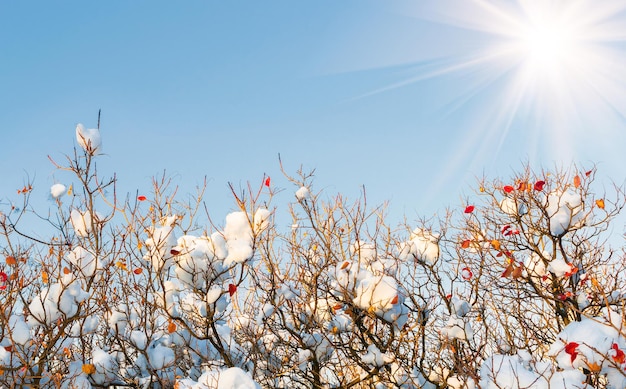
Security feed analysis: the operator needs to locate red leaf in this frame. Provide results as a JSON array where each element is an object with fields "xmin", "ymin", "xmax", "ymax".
[
  {"xmin": 464, "ymin": 205, "xmax": 475, "ymax": 214},
  {"xmin": 340, "ymin": 261, "xmax": 351, "ymax": 270},
  {"xmin": 0, "ymin": 271, "xmax": 6, "ymax": 290},
  {"xmin": 461, "ymin": 267, "xmax": 473, "ymax": 281},
  {"xmin": 585, "ymin": 170, "xmax": 592, "ymax": 177},
  {"xmin": 564, "ymin": 342, "xmax": 579, "ymax": 363},
  {"xmin": 264, "ymin": 177, "xmax": 271, "ymax": 187},
  {"xmin": 137, "ymin": 195, "xmax": 147, "ymax": 201},
  {"xmin": 534, "ymin": 180, "xmax": 546, "ymax": 191},
  {"xmin": 228, "ymin": 283, "xmax": 237, "ymax": 297},
  {"xmin": 391, "ymin": 295, "xmax": 399, "ymax": 305},
  {"xmin": 612, "ymin": 343, "xmax": 626, "ymax": 364},
  {"xmin": 564, "ymin": 265, "xmax": 578, "ymax": 277},
  {"xmin": 170, "ymin": 249, "xmax": 181, "ymax": 256},
  {"xmin": 503, "ymin": 185, "xmax": 514, "ymax": 193},
  {"xmin": 558, "ymin": 292, "xmax": 573, "ymax": 301}
]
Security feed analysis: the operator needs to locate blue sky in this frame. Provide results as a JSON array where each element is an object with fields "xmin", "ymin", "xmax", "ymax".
[{"xmin": 3, "ymin": 1, "xmax": 626, "ymax": 229}]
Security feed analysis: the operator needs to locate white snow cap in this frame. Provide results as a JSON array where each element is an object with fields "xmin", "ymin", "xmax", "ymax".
[
  {"xmin": 76, "ymin": 123, "xmax": 102, "ymax": 155},
  {"xmin": 70, "ymin": 209, "xmax": 92, "ymax": 237},
  {"xmin": 546, "ymin": 189, "xmax": 585, "ymax": 236},
  {"xmin": 399, "ymin": 228, "xmax": 439, "ymax": 264},
  {"xmin": 295, "ymin": 186, "xmax": 311, "ymax": 201},
  {"xmin": 50, "ymin": 183, "xmax": 66, "ymax": 198},
  {"xmin": 217, "ymin": 367, "xmax": 261, "ymax": 389}
]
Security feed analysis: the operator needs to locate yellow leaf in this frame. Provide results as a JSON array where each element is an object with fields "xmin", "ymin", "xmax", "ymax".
[
  {"xmin": 596, "ymin": 199, "xmax": 605, "ymax": 209},
  {"xmin": 137, "ymin": 242, "xmax": 143, "ymax": 250},
  {"xmin": 491, "ymin": 239, "xmax": 501, "ymax": 251},
  {"xmin": 116, "ymin": 261, "xmax": 128, "ymax": 271},
  {"xmin": 41, "ymin": 271, "xmax": 49, "ymax": 284},
  {"xmin": 82, "ymin": 364, "xmax": 96, "ymax": 375},
  {"xmin": 67, "ymin": 184, "xmax": 73, "ymax": 196}
]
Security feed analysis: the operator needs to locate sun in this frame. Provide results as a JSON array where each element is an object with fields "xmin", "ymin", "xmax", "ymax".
[
  {"xmin": 398, "ymin": 1, "xmax": 626, "ymax": 164},
  {"xmin": 520, "ymin": 20, "xmax": 575, "ymax": 74}
]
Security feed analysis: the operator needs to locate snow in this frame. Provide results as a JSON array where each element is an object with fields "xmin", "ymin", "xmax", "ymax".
[
  {"xmin": 179, "ymin": 367, "xmax": 261, "ymax": 389},
  {"xmin": 8, "ymin": 315, "xmax": 30, "ymax": 345},
  {"xmin": 223, "ymin": 211, "xmax": 254, "ymax": 266},
  {"xmin": 253, "ymin": 208, "xmax": 271, "ymax": 233},
  {"xmin": 399, "ymin": 228, "xmax": 439, "ymax": 264},
  {"xmin": 75, "ymin": 123, "xmax": 102, "ymax": 155},
  {"xmin": 353, "ymin": 274, "xmax": 399, "ymax": 315},
  {"xmin": 50, "ymin": 183, "xmax": 66, "ymax": 198},
  {"xmin": 68, "ymin": 246, "xmax": 99, "ymax": 277},
  {"xmin": 440, "ymin": 315, "xmax": 472, "ymax": 341},
  {"xmin": 545, "ymin": 189, "xmax": 585, "ymax": 236},
  {"xmin": 91, "ymin": 347, "xmax": 118, "ymax": 386},
  {"xmin": 362, "ymin": 344, "xmax": 393, "ymax": 367},
  {"xmin": 27, "ymin": 277, "xmax": 90, "ymax": 326},
  {"xmin": 71, "ymin": 209, "xmax": 92, "ymax": 237},
  {"xmin": 148, "ymin": 342, "xmax": 175, "ymax": 370},
  {"xmin": 144, "ymin": 215, "xmax": 178, "ymax": 273},
  {"xmin": 295, "ymin": 186, "xmax": 311, "ymax": 201},
  {"xmin": 216, "ymin": 367, "xmax": 261, "ymax": 389},
  {"xmin": 500, "ymin": 197, "xmax": 527, "ymax": 216},
  {"xmin": 546, "ymin": 257, "xmax": 575, "ymax": 277}
]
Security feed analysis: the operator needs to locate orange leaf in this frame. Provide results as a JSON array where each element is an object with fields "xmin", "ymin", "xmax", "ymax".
[
  {"xmin": 167, "ymin": 321, "xmax": 177, "ymax": 334},
  {"xmin": 340, "ymin": 261, "xmax": 350, "ymax": 270},
  {"xmin": 573, "ymin": 175, "xmax": 581, "ymax": 188},
  {"xmin": 63, "ymin": 267, "xmax": 71, "ymax": 275},
  {"xmin": 596, "ymin": 199, "xmax": 605, "ymax": 209},
  {"xmin": 586, "ymin": 361, "xmax": 601, "ymax": 372},
  {"xmin": 82, "ymin": 364, "xmax": 96, "ymax": 375},
  {"xmin": 461, "ymin": 240, "xmax": 471, "ymax": 249},
  {"xmin": 41, "ymin": 271, "xmax": 49, "ymax": 284},
  {"xmin": 133, "ymin": 268, "xmax": 143, "ymax": 275},
  {"xmin": 391, "ymin": 295, "xmax": 399, "ymax": 305},
  {"xmin": 501, "ymin": 263, "xmax": 513, "ymax": 278},
  {"xmin": 5, "ymin": 256, "xmax": 16, "ymax": 266},
  {"xmin": 491, "ymin": 239, "xmax": 501, "ymax": 251}
]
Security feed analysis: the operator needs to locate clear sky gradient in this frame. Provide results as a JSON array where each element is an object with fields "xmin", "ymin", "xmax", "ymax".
[{"xmin": 3, "ymin": 1, "xmax": 626, "ymax": 229}]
